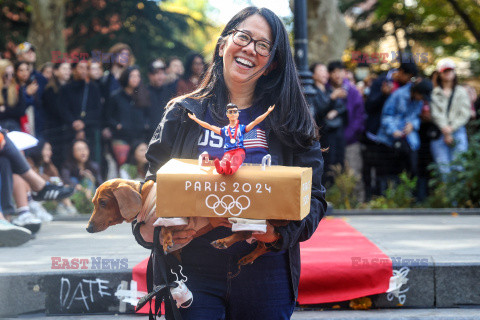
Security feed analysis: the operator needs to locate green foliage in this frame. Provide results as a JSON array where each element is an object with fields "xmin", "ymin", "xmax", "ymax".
[
  {"xmin": 70, "ymin": 186, "xmax": 94, "ymax": 214},
  {"xmin": 428, "ymin": 124, "xmax": 480, "ymax": 208},
  {"xmin": 326, "ymin": 165, "xmax": 359, "ymax": 209},
  {"xmin": 0, "ymin": 0, "xmax": 30, "ymax": 53},
  {"xmin": 367, "ymin": 172, "xmax": 417, "ymax": 209},
  {"xmin": 42, "ymin": 200, "xmax": 58, "ymax": 213}
]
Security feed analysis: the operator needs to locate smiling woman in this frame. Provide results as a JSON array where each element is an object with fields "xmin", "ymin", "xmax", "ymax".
[{"xmin": 145, "ymin": 6, "xmax": 327, "ymax": 320}]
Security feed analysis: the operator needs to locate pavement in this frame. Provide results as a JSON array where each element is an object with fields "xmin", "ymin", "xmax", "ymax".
[{"xmin": 0, "ymin": 213, "xmax": 479, "ymax": 317}]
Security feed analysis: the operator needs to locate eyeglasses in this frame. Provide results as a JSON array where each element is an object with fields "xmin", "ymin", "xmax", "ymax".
[
  {"xmin": 226, "ymin": 110, "xmax": 239, "ymax": 115},
  {"xmin": 230, "ymin": 29, "xmax": 272, "ymax": 57}
]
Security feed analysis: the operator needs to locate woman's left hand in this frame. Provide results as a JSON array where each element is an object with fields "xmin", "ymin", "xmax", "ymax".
[{"xmin": 253, "ymin": 221, "xmax": 280, "ymax": 243}]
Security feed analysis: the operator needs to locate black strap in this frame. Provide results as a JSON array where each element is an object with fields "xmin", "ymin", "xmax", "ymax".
[
  {"xmin": 138, "ymin": 226, "xmax": 183, "ymax": 320},
  {"xmin": 446, "ymin": 86, "xmax": 456, "ymax": 118}
]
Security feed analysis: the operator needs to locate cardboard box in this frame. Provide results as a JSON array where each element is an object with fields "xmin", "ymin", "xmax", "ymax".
[{"xmin": 156, "ymin": 158, "xmax": 312, "ymax": 220}]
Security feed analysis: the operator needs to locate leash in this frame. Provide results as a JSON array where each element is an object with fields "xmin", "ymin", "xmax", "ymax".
[{"xmin": 137, "ymin": 226, "xmax": 183, "ymax": 320}]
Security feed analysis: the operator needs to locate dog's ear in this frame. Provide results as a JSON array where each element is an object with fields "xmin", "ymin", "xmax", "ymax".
[{"xmin": 113, "ymin": 183, "xmax": 142, "ymax": 222}]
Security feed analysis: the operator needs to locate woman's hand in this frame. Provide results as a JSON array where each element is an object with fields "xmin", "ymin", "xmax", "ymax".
[
  {"xmin": 26, "ymin": 81, "xmax": 39, "ymax": 96},
  {"xmin": 253, "ymin": 221, "xmax": 281, "ymax": 243},
  {"xmin": 444, "ymin": 133, "xmax": 454, "ymax": 146},
  {"xmin": 393, "ymin": 130, "xmax": 404, "ymax": 138},
  {"xmin": 188, "ymin": 113, "xmax": 197, "ymax": 120},
  {"xmin": 403, "ymin": 122, "xmax": 413, "ymax": 135},
  {"xmin": 326, "ymin": 109, "xmax": 338, "ymax": 120},
  {"xmin": 72, "ymin": 120, "xmax": 85, "ymax": 131},
  {"xmin": 75, "ymin": 130, "xmax": 85, "ymax": 140}
]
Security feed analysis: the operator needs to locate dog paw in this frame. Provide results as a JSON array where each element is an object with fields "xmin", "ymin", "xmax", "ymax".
[
  {"xmin": 211, "ymin": 240, "xmax": 228, "ymax": 249},
  {"xmin": 237, "ymin": 256, "xmax": 255, "ymax": 266}
]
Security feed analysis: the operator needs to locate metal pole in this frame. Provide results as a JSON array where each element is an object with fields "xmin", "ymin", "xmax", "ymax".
[{"xmin": 294, "ymin": 0, "xmax": 316, "ymax": 97}]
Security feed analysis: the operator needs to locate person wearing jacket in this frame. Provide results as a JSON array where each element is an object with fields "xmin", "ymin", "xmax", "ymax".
[
  {"xmin": 59, "ymin": 60, "xmax": 103, "ymax": 164},
  {"xmin": 310, "ymin": 62, "xmax": 347, "ymax": 186},
  {"xmin": 0, "ymin": 59, "xmax": 28, "ymax": 132},
  {"xmin": 375, "ymin": 80, "xmax": 432, "ymax": 183},
  {"xmin": 144, "ymin": 7, "xmax": 326, "ymax": 319},
  {"xmin": 430, "ymin": 59, "xmax": 471, "ymax": 177}
]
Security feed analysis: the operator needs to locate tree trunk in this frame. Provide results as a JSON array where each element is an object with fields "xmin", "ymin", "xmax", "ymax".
[
  {"xmin": 446, "ymin": 0, "xmax": 480, "ymax": 44},
  {"xmin": 27, "ymin": 0, "xmax": 66, "ymax": 66},
  {"xmin": 298, "ymin": 0, "xmax": 350, "ymax": 64}
]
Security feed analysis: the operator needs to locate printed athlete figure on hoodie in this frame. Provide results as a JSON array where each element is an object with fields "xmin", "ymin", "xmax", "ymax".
[{"xmin": 188, "ymin": 103, "xmax": 274, "ymax": 174}]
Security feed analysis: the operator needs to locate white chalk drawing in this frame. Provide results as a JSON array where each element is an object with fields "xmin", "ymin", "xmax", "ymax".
[
  {"xmin": 205, "ymin": 194, "xmax": 251, "ymax": 216},
  {"xmin": 59, "ymin": 277, "xmax": 111, "ymax": 311},
  {"xmin": 387, "ymin": 267, "xmax": 410, "ymax": 305},
  {"xmin": 115, "ymin": 280, "xmax": 147, "ymax": 307}
]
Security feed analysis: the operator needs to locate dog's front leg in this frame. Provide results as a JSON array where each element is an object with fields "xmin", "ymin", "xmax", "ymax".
[
  {"xmin": 160, "ymin": 226, "xmax": 174, "ymax": 253},
  {"xmin": 237, "ymin": 241, "xmax": 269, "ymax": 265},
  {"xmin": 211, "ymin": 231, "xmax": 252, "ymax": 249}
]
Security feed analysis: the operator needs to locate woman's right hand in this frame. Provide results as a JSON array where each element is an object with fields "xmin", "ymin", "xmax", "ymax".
[{"xmin": 26, "ymin": 81, "xmax": 39, "ymax": 96}]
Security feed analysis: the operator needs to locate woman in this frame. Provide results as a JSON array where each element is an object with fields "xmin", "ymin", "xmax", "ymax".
[
  {"xmin": 0, "ymin": 59, "xmax": 28, "ymax": 132},
  {"xmin": 42, "ymin": 62, "xmax": 72, "ymax": 167},
  {"xmin": 119, "ymin": 141, "xmax": 148, "ymax": 181},
  {"xmin": 430, "ymin": 59, "xmax": 471, "ymax": 177},
  {"xmin": 144, "ymin": 7, "xmax": 326, "ymax": 319},
  {"xmin": 26, "ymin": 140, "xmax": 78, "ymax": 216},
  {"xmin": 176, "ymin": 52, "xmax": 205, "ymax": 96},
  {"xmin": 106, "ymin": 65, "xmax": 150, "ymax": 165},
  {"xmin": 61, "ymin": 139, "xmax": 102, "ymax": 199},
  {"xmin": 309, "ymin": 62, "xmax": 347, "ymax": 186}
]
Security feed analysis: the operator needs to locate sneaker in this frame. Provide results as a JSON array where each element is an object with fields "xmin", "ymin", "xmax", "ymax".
[
  {"xmin": 0, "ymin": 220, "xmax": 32, "ymax": 247},
  {"xmin": 11, "ymin": 212, "xmax": 42, "ymax": 234},
  {"xmin": 29, "ymin": 200, "xmax": 53, "ymax": 222},
  {"xmin": 32, "ymin": 183, "xmax": 75, "ymax": 201}
]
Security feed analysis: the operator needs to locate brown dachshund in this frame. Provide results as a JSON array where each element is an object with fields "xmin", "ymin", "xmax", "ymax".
[{"xmin": 87, "ymin": 178, "xmax": 286, "ymax": 266}]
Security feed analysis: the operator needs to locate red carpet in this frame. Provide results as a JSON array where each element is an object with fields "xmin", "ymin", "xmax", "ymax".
[
  {"xmin": 133, "ymin": 217, "xmax": 393, "ymax": 310},
  {"xmin": 297, "ymin": 217, "xmax": 392, "ymax": 304}
]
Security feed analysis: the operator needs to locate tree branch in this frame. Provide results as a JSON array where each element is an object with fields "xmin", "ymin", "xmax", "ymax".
[{"xmin": 445, "ymin": 0, "xmax": 480, "ymax": 43}]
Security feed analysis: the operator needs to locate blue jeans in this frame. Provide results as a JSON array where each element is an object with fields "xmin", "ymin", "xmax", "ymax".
[
  {"xmin": 178, "ymin": 229, "xmax": 295, "ymax": 320},
  {"xmin": 430, "ymin": 126, "xmax": 468, "ymax": 177}
]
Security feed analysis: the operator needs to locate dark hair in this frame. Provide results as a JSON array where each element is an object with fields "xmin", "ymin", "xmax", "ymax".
[
  {"xmin": 309, "ymin": 62, "xmax": 325, "ymax": 74},
  {"xmin": 14, "ymin": 60, "xmax": 29, "ymax": 73},
  {"xmin": 25, "ymin": 140, "xmax": 48, "ymax": 167},
  {"xmin": 226, "ymin": 103, "xmax": 239, "ymax": 110},
  {"xmin": 327, "ymin": 61, "xmax": 345, "ymax": 73},
  {"xmin": 176, "ymin": 6, "xmax": 316, "ymax": 148},
  {"xmin": 183, "ymin": 52, "xmax": 205, "ymax": 80},
  {"xmin": 398, "ymin": 62, "xmax": 418, "ymax": 77},
  {"xmin": 46, "ymin": 62, "xmax": 71, "ymax": 92},
  {"xmin": 119, "ymin": 65, "xmax": 140, "ymax": 88},
  {"xmin": 411, "ymin": 79, "xmax": 432, "ymax": 100}
]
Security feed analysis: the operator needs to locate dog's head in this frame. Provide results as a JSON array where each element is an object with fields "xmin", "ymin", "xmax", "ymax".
[{"xmin": 86, "ymin": 179, "xmax": 152, "ymax": 233}]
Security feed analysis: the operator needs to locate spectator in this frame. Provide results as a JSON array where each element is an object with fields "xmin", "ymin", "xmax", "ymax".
[
  {"xmin": 310, "ymin": 62, "xmax": 347, "ymax": 186},
  {"xmin": 25, "ymin": 140, "xmax": 78, "ymax": 216},
  {"xmin": 119, "ymin": 141, "xmax": 148, "ymax": 181},
  {"xmin": 106, "ymin": 66, "xmax": 150, "ymax": 166},
  {"xmin": 16, "ymin": 42, "xmax": 48, "ymax": 138},
  {"xmin": 42, "ymin": 62, "xmax": 72, "ymax": 167},
  {"xmin": 40, "ymin": 62, "xmax": 54, "ymax": 81},
  {"xmin": 59, "ymin": 60, "xmax": 103, "ymax": 164},
  {"xmin": 176, "ymin": 52, "xmax": 205, "ymax": 96},
  {"xmin": 165, "ymin": 56, "xmax": 184, "ymax": 85},
  {"xmin": 430, "ymin": 59, "xmax": 471, "ymax": 178},
  {"xmin": 327, "ymin": 60, "xmax": 365, "ymax": 200},
  {"xmin": 375, "ymin": 80, "xmax": 432, "ymax": 186},
  {"xmin": 0, "ymin": 59, "xmax": 28, "ymax": 132},
  {"xmin": 89, "ymin": 60, "xmax": 104, "ymax": 86},
  {"xmin": 61, "ymin": 139, "xmax": 102, "ymax": 199},
  {"xmin": 147, "ymin": 60, "xmax": 176, "ymax": 138},
  {"xmin": 362, "ymin": 63, "xmax": 418, "ymax": 200},
  {"xmin": 0, "ymin": 130, "xmax": 74, "ymax": 232}
]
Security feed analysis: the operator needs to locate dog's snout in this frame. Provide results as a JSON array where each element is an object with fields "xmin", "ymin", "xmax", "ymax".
[{"xmin": 86, "ymin": 224, "xmax": 95, "ymax": 233}]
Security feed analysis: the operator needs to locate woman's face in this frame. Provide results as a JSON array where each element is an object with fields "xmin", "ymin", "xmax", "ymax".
[
  {"xmin": 73, "ymin": 141, "xmax": 90, "ymax": 164},
  {"xmin": 128, "ymin": 69, "xmax": 141, "ymax": 89},
  {"xmin": 192, "ymin": 56, "xmax": 204, "ymax": 77},
  {"xmin": 2, "ymin": 65, "xmax": 14, "ymax": 86},
  {"xmin": 42, "ymin": 66, "xmax": 53, "ymax": 80},
  {"xmin": 16, "ymin": 63, "xmax": 30, "ymax": 83},
  {"xmin": 312, "ymin": 64, "xmax": 328, "ymax": 85},
  {"xmin": 56, "ymin": 63, "xmax": 72, "ymax": 82},
  {"xmin": 89, "ymin": 62, "xmax": 103, "ymax": 80},
  {"xmin": 42, "ymin": 142, "xmax": 52, "ymax": 163},
  {"xmin": 134, "ymin": 143, "xmax": 148, "ymax": 164},
  {"xmin": 440, "ymin": 69, "xmax": 455, "ymax": 82},
  {"xmin": 219, "ymin": 14, "xmax": 272, "ymax": 87}
]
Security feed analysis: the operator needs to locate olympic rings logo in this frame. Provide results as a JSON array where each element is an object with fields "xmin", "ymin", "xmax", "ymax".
[{"xmin": 205, "ymin": 194, "xmax": 251, "ymax": 216}]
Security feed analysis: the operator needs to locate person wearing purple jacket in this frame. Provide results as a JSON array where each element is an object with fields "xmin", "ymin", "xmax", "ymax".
[{"xmin": 327, "ymin": 61, "xmax": 365, "ymax": 201}]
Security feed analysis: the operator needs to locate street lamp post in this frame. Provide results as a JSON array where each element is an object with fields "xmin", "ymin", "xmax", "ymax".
[{"xmin": 293, "ymin": 0, "xmax": 316, "ymax": 98}]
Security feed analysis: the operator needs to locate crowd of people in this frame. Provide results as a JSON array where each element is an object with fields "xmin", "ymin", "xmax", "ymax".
[
  {"xmin": 0, "ymin": 41, "xmax": 206, "ymax": 247},
  {"xmin": 1, "ymin": 38, "xmax": 478, "ymax": 248},
  {"xmin": 310, "ymin": 58, "xmax": 479, "ymax": 202}
]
